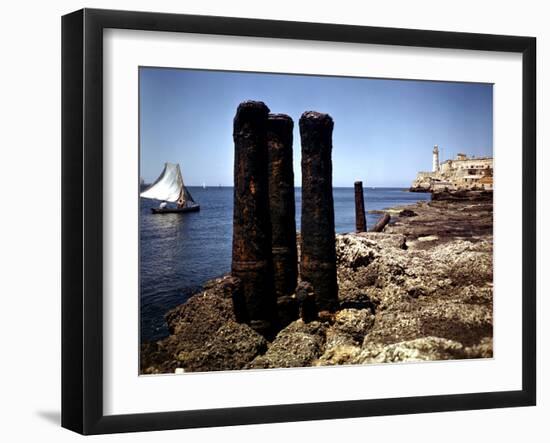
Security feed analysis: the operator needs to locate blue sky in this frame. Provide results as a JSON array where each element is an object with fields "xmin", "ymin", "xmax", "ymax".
[{"xmin": 139, "ymin": 68, "xmax": 493, "ymax": 187}]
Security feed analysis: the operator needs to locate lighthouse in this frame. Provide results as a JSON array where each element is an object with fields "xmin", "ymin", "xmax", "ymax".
[{"xmin": 432, "ymin": 145, "xmax": 440, "ymax": 172}]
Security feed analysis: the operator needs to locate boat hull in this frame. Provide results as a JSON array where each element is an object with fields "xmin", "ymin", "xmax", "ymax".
[{"xmin": 151, "ymin": 205, "xmax": 200, "ymax": 214}]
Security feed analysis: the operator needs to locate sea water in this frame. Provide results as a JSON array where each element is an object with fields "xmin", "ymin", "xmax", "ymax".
[{"xmin": 140, "ymin": 187, "xmax": 430, "ymax": 342}]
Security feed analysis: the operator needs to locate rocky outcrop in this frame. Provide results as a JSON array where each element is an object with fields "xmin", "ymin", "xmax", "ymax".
[
  {"xmin": 385, "ymin": 199, "xmax": 493, "ymax": 244},
  {"xmin": 356, "ymin": 337, "xmax": 468, "ymax": 363},
  {"xmin": 248, "ymin": 320, "xmax": 327, "ymax": 369},
  {"xmin": 431, "ymin": 190, "xmax": 493, "ymax": 202},
  {"xmin": 140, "ymin": 341, "xmax": 178, "ymax": 375},
  {"xmin": 141, "ymin": 277, "xmax": 269, "ymax": 374},
  {"xmin": 141, "ymin": 198, "xmax": 493, "ymax": 374},
  {"xmin": 164, "ymin": 286, "xmax": 235, "ymax": 349},
  {"xmin": 179, "ymin": 321, "xmax": 268, "ymax": 372}
]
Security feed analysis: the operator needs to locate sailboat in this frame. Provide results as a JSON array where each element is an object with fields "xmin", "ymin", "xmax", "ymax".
[{"xmin": 140, "ymin": 162, "xmax": 200, "ymax": 214}]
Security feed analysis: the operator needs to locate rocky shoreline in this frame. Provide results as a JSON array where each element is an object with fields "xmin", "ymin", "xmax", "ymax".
[{"xmin": 141, "ymin": 194, "xmax": 493, "ymax": 374}]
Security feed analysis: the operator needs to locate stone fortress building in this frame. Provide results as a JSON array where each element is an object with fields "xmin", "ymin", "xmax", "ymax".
[{"xmin": 411, "ymin": 145, "xmax": 493, "ymax": 192}]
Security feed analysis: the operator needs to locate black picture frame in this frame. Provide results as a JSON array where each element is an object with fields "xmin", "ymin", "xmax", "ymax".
[{"xmin": 61, "ymin": 8, "xmax": 536, "ymax": 435}]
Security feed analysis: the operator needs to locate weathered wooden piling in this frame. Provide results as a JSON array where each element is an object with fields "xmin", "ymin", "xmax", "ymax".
[
  {"xmin": 371, "ymin": 213, "xmax": 391, "ymax": 232},
  {"xmin": 267, "ymin": 113, "xmax": 299, "ymax": 326},
  {"xmin": 299, "ymin": 111, "xmax": 339, "ymax": 312},
  {"xmin": 231, "ymin": 101, "xmax": 277, "ymax": 336},
  {"xmin": 267, "ymin": 114, "xmax": 298, "ymax": 297},
  {"xmin": 354, "ymin": 180, "xmax": 366, "ymax": 232}
]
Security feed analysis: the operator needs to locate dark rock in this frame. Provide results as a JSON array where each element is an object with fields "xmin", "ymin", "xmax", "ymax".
[
  {"xmin": 432, "ymin": 190, "xmax": 493, "ymax": 202},
  {"xmin": 276, "ymin": 295, "xmax": 299, "ymax": 329},
  {"xmin": 339, "ymin": 294, "xmax": 379, "ymax": 314},
  {"xmin": 140, "ymin": 341, "xmax": 178, "ymax": 375},
  {"xmin": 399, "ymin": 209, "xmax": 417, "ymax": 217},
  {"xmin": 409, "ymin": 186, "xmax": 431, "ymax": 193},
  {"xmin": 318, "ymin": 310, "xmax": 336, "ymax": 324}
]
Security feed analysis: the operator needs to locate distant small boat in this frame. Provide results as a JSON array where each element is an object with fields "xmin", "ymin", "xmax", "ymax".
[
  {"xmin": 140, "ymin": 162, "xmax": 200, "ymax": 214},
  {"xmin": 202, "ymin": 182, "xmax": 206, "ymax": 189}
]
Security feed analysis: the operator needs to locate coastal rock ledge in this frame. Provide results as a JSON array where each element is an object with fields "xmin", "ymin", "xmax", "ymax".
[{"xmin": 141, "ymin": 198, "xmax": 493, "ymax": 374}]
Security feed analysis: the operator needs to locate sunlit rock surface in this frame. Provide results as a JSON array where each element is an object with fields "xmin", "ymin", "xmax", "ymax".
[{"xmin": 141, "ymin": 198, "xmax": 493, "ymax": 374}]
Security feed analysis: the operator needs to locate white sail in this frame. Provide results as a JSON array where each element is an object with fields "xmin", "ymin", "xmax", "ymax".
[{"xmin": 140, "ymin": 163, "xmax": 185, "ymax": 203}]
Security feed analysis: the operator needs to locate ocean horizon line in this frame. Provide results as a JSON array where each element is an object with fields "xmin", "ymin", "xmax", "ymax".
[{"xmin": 172, "ymin": 185, "xmax": 413, "ymax": 189}]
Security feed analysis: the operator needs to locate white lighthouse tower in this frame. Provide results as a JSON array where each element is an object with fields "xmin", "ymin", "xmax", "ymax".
[{"xmin": 432, "ymin": 145, "xmax": 440, "ymax": 173}]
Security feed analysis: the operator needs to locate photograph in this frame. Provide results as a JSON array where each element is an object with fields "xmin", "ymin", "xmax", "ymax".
[{"xmin": 138, "ymin": 67, "xmax": 494, "ymax": 375}]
